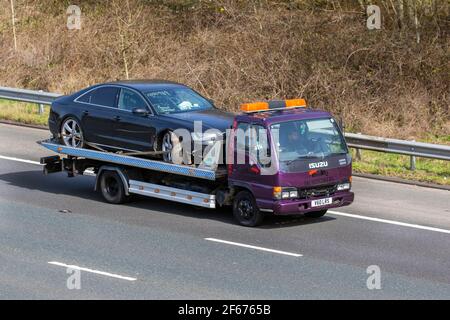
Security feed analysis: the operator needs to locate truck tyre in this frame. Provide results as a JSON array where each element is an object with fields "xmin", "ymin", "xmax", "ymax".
[
  {"xmin": 233, "ymin": 191, "xmax": 264, "ymax": 227},
  {"xmin": 304, "ymin": 209, "xmax": 327, "ymax": 218},
  {"xmin": 99, "ymin": 171, "xmax": 128, "ymax": 204}
]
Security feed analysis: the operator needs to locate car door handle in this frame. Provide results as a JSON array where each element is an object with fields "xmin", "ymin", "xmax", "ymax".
[
  {"xmin": 83, "ymin": 110, "xmax": 89, "ymax": 116},
  {"xmin": 114, "ymin": 116, "xmax": 121, "ymax": 121}
]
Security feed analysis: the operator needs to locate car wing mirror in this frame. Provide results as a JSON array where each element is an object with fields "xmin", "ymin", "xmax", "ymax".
[{"xmin": 132, "ymin": 108, "xmax": 149, "ymax": 116}]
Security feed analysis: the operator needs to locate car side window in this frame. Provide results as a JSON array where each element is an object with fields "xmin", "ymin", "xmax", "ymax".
[
  {"xmin": 118, "ymin": 88, "xmax": 146, "ymax": 112},
  {"xmin": 77, "ymin": 91, "xmax": 92, "ymax": 103},
  {"xmin": 89, "ymin": 87, "xmax": 119, "ymax": 108}
]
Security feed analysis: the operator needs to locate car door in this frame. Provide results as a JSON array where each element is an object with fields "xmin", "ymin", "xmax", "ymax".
[
  {"xmin": 76, "ymin": 86, "xmax": 120, "ymax": 147},
  {"xmin": 114, "ymin": 87, "xmax": 156, "ymax": 151}
]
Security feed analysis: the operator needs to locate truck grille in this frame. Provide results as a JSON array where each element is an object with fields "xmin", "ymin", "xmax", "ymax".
[{"xmin": 298, "ymin": 184, "xmax": 337, "ymax": 199}]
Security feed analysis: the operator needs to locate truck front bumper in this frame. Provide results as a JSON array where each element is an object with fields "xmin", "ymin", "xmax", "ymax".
[{"xmin": 257, "ymin": 191, "xmax": 354, "ymax": 215}]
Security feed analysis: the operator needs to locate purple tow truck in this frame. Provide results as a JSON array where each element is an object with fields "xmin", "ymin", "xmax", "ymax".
[
  {"xmin": 225, "ymin": 99, "xmax": 354, "ymax": 226},
  {"xmin": 40, "ymin": 98, "xmax": 354, "ymax": 227}
]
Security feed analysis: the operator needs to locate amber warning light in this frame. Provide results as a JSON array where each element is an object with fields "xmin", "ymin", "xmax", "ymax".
[{"xmin": 240, "ymin": 99, "xmax": 306, "ymax": 113}]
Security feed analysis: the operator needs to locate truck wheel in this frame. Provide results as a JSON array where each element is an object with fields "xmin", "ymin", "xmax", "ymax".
[
  {"xmin": 304, "ymin": 209, "xmax": 327, "ymax": 218},
  {"xmin": 99, "ymin": 171, "xmax": 128, "ymax": 204},
  {"xmin": 233, "ymin": 191, "xmax": 264, "ymax": 227}
]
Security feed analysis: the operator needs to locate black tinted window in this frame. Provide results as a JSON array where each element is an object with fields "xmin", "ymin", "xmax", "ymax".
[
  {"xmin": 118, "ymin": 88, "xmax": 146, "ymax": 111},
  {"xmin": 77, "ymin": 91, "xmax": 91, "ymax": 103},
  {"xmin": 89, "ymin": 87, "xmax": 119, "ymax": 107}
]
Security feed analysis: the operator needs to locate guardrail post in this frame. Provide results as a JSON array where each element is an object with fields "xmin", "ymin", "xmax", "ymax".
[
  {"xmin": 355, "ymin": 148, "xmax": 362, "ymax": 160},
  {"xmin": 410, "ymin": 140, "xmax": 416, "ymax": 171},
  {"xmin": 354, "ymin": 132, "xmax": 362, "ymax": 160},
  {"xmin": 38, "ymin": 90, "xmax": 44, "ymax": 114}
]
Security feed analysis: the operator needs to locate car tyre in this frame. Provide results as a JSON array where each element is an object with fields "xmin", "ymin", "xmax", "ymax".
[{"xmin": 233, "ymin": 190, "xmax": 264, "ymax": 227}]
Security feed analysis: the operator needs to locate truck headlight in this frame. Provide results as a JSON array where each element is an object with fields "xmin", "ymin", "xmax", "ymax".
[
  {"xmin": 337, "ymin": 183, "xmax": 351, "ymax": 191},
  {"xmin": 289, "ymin": 190, "xmax": 298, "ymax": 198},
  {"xmin": 273, "ymin": 187, "xmax": 298, "ymax": 200}
]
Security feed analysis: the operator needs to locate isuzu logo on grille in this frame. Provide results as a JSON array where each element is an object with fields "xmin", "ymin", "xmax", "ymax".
[{"xmin": 309, "ymin": 161, "xmax": 328, "ymax": 169}]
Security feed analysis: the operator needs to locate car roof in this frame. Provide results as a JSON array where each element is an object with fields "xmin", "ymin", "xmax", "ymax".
[
  {"xmin": 235, "ymin": 108, "xmax": 332, "ymax": 125},
  {"xmin": 104, "ymin": 79, "xmax": 187, "ymax": 91}
]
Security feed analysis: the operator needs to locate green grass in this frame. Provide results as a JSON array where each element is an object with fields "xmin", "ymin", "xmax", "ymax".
[
  {"xmin": 351, "ymin": 148, "xmax": 450, "ymax": 185},
  {"xmin": 0, "ymin": 99, "xmax": 448, "ymax": 185},
  {"xmin": 0, "ymin": 99, "xmax": 49, "ymax": 126}
]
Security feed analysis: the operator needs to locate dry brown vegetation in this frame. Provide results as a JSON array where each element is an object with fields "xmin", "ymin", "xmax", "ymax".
[{"xmin": 0, "ymin": 0, "xmax": 448, "ymax": 139}]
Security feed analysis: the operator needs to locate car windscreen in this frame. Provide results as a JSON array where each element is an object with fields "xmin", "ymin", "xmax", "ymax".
[
  {"xmin": 144, "ymin": 87, "xmax": 213, "ymax": 114},
  {"xmin": 270, "ymin": 117, "xmax": 348, "ymax": 163}
]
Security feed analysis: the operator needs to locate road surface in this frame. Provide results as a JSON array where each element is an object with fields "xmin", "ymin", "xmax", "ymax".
[{"xmin": 0, "ymin": 123, "xmax": 449, "ymax": 299}]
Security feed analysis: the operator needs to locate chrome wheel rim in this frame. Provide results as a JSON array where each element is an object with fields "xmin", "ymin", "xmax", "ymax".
[
  {"xmin": 61, "ymin": 119, "xmax": 83, "ymax": 148},
  {"xmin": 162, "ymin": 132, "xmax": 173, "ymax": 162}
]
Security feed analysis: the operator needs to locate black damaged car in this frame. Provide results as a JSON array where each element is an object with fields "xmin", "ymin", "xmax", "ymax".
[{"xmin": 48, "ymin": 80, "xmax": 235, "ymax": 162}]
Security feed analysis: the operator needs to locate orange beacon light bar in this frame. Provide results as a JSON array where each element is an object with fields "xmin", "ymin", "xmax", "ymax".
[{"xmin": 240, "ymin": 99, "xmax": 306, "ymax": 113}]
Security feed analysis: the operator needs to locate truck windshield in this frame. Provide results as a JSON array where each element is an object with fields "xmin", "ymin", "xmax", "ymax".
[{"xmin": 270, "ymin": 118, "xmax": 347, "ymax": 163}]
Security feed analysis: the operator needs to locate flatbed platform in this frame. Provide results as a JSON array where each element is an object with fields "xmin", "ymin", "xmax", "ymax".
[{"xmin": 37, "ymin": 139, "xmax": 224, "ymax": 181}]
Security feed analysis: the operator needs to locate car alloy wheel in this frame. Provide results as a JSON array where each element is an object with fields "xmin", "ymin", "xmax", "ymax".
[
  {"xmin": 162, "ymin": 132, "xmax": 173, "ymax": 163},
  {"xmin": 61, "ymin": 118, "xmax": 84, "ymax": 148}
]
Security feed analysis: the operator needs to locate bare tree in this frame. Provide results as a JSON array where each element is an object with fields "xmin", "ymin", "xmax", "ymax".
[
  {"xmin": 357, "ymin": 0, "xmax": 367, "ymax": 11},
  {"xmin": 395, "ymin": 0, "xmax": 405, "ymax": 29},
  {"xmin": 10, "ymin": 0, "xmax": 17, "ymax": 51},
  {"xmin": 412, "ymin": 0, "xmax": 420, "ymax": 43},
  {"xmin": 111, "ymin": 0, "xmax": 145, "ymax": 80}
]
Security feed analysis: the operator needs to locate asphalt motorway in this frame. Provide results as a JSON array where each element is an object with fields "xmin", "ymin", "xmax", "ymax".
[{"xmin": 0, "ymin": 123, "xmax": 449, "ymax": 299}]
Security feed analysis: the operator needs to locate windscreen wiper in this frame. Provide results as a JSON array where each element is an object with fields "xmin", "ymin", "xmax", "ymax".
[{"xmin": 284, "ymin": 154, "xmax": 321, "ymax": 165}]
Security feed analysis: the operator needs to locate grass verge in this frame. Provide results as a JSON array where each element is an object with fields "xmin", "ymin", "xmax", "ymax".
[
  {"xmin": 0, "ymin": 100, "xmax": 448, "ymax": 185},
  {"xmin": 351, "ymin": 149, "xmax": 449, "ymax": 186},
  {"xmin": 0, "ymin": 99, "xmax": 49, "ymax": 126}
]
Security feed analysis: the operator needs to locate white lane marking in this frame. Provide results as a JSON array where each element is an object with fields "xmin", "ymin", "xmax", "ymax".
[
  {"xmin": 205, "ymin": 238, "xmax": 302, "ymax": 257},
  {"xmin": 328, "ymin": 210, "xmax": 450, "ymax": 235},
  {"xmin": 0, "ymin": 155, "xmax": 41, "ymax": 165},
  {"xmin": 48, "ymin": 261, "xmax": 137, "ymax": 281}
]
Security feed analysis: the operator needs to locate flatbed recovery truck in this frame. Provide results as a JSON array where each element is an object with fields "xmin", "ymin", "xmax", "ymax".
[{"xmin": 39, "ymin": 99, "xmax": 354, "ymax": 226}]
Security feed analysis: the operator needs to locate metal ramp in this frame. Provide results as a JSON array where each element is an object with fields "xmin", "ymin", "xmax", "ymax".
[{"xmin": 38, "ymin": 140, "xmax": 218, "ymax": 181}]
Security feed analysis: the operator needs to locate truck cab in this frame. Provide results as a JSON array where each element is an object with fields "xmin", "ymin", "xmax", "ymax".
[{"xmin": 227, "ymin": 99, "xmax": 354, "ymax": 226}]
